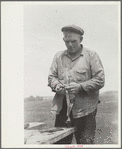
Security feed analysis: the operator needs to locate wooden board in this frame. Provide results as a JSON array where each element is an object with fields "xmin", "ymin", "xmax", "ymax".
[
  {"xmin": 25, "ymin": 127, "xmax": 76, "ymax": 144},
  {"xmin": 24, "ymin": 122, "xmax": 45, "ymax": 130}
]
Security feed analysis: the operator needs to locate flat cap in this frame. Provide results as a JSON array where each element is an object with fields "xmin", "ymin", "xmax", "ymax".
[{"xmin": 61, "ymin": 25, "xmax": 84, "ymax": 36}]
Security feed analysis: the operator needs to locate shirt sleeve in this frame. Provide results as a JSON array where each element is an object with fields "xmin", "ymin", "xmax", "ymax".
[
  {"xmin": 80, "ymin": 51, "xmax": 105, "ymax": 93},
  {"xmin": 48, "ymin": 53, "xmax": 60, "ymax": 91}
]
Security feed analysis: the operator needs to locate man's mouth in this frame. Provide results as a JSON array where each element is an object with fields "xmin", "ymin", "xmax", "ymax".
[
  {"xmin": 68, "ymin": 49, "xmax": 75, "ymax": 53},
  {"xmin": 68, "ymin": 47, "xmax": 74, "ymax": 50}
]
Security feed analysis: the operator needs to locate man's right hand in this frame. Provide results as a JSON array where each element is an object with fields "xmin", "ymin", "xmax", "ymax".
[{"xmin": 55, "ymin": 83, "xmax": 66, "ymax": 95}]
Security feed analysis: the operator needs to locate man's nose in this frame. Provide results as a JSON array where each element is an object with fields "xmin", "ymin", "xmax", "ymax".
[{"xmin": 68, "ymin": 42, "xmax": 72, "ymax": 46}]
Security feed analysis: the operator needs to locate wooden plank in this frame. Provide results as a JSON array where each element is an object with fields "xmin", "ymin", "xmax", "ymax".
[
  {"xmin": 25, "ymin": 129, "xmax": 37, "ymax": 144},
  {"xmin": 24, "ymin": 122, "xmax": 46, "ymax": 144},
  {"xmin": 25, "ymin": 127, "xmax": 76, "ymax": 144},
  {"xmin": 24, "ymin": 122, "xmax": 45, "ymax": 130}
]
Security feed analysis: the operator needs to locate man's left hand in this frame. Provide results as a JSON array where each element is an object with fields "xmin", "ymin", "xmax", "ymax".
[
  {"xmin": 55, "ymin": 83, "xmax": 66, "ymax": 95},
  {"xmin": 65, "ymin": 82, "xmax": 81, "ymax": 94}
]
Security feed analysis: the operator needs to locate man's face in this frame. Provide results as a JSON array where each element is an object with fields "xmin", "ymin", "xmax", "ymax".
[{"xmin": 63, "ymin": 31, "xmax": 82, "ymax": 54}]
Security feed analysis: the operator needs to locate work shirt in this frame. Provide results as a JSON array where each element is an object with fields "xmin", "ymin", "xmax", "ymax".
[{"xmin": 48, "ymin": 45, "xmax": 105, "ymax": 118}]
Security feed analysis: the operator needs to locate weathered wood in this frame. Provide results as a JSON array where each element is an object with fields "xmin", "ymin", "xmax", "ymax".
[
  {"xmin": 25, "ymin": 127, "xmax": 76, "ymax": 144},
  {"xmin": 24, "ymin": 122, "xmax": 45, "ymax": 130},
  {"xmin": 24, "ymin": 122, "xmax": 46, "ymax": 144}
]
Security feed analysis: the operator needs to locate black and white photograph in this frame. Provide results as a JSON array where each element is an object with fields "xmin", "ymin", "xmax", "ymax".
[{"xmin": 2, "ymin": 1, "xmax": 121, "ymax": 148}]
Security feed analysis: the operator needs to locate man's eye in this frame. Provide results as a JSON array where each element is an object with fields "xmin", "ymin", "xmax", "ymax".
[{"xmin": 64, "ymin": 41, "xmax": 75, "ymax": 44}]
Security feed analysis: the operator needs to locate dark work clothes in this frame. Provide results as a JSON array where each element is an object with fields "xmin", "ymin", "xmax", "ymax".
[{"xmin": 54, "ymin": 96, "xmax": 97, "ymax": 144}]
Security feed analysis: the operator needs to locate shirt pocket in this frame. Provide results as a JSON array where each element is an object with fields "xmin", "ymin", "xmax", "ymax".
[{"xmin": 75, "ymin": 68, "xmax": 87, "ymax": 81}]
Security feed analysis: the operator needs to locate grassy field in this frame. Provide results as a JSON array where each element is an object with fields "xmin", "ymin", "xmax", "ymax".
[
  {"xmin": 24, "ymin": 97, "xmax": 54, "ymax": 129},
  {"xmin": 24, "ymin": 91, "xmax": 118, "ymax": 144}
]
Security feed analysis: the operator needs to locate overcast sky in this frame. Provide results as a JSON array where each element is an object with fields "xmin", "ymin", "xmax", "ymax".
[{"xmin": 23, "ymin": 2, "xmax": 120, "ymax": 98}]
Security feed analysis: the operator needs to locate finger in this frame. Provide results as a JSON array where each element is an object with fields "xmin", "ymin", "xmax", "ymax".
[
  {"xmin": 65, "ymin": 86, "xmax": 74, "ymax": 89},
  {"xmin": 66, "ymin": 88, "xmax": 75, "ymax": 93},
  {"xmin": 68, "ymin": 89, "xmax": 75, "ymax": 93},
  {"xmin": 69, "ymin": 88, "xmax": 75, "ymax": 91},
  {"xmin": 69, "ymin": 82, "xmax": 76, "ymax": 85},
  {"xmin": 66, "ymin": 84, "xmax": 76, "ymax": 89},
  {"xmin": 69, "ymin": 91, "xmax": 75, "ymax": 94}
]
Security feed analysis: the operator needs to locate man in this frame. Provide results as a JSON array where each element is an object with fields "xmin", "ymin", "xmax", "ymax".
[{"xmin": 48, "ymin": 25, "xmax": 105, "ymax": 144}]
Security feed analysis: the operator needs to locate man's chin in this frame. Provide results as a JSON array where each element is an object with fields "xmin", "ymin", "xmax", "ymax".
[{"xmin": 68, "ymin": 50, "xmax": 76, "ymax": 54}]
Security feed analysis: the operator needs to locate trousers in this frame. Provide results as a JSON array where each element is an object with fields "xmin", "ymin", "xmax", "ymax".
[{"xmin": 54, "ymin": 96, "xmax": 97, "ymax": 144}]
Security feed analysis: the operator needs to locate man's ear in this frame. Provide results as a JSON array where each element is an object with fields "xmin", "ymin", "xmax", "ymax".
[{"xmin": 80, "ymin": 36, "xmax": 83, "ymax": 42}]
